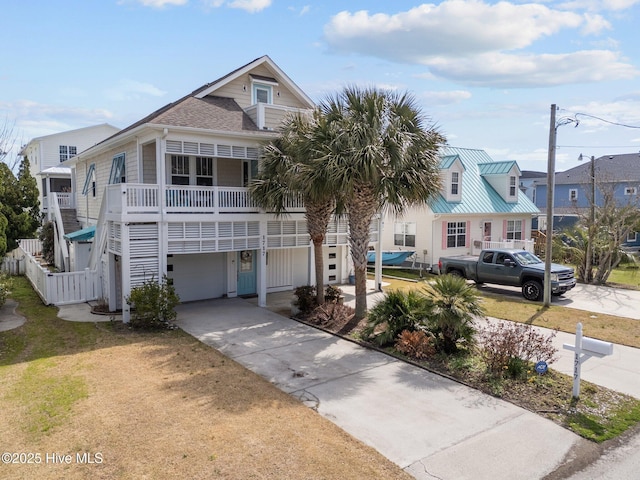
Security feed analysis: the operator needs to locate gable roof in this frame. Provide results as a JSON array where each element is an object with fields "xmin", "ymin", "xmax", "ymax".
[
  {"xmin": 70, "ymin": 56, "xmax": 312, "ymax": 163},
  {"xmin": 430, "ymin": 147, "xmax": 539, "ymax": 215},
  {"xmin": 537, "ymin": 153, "xmax": 640, "ymax": 185},
  {"xmin": 195, "ymin": 55, "xmax": 314, "ymax": 108},
  {"xmin": 440, "ymin": 154, "xmax": 463, "ymax": 170}
]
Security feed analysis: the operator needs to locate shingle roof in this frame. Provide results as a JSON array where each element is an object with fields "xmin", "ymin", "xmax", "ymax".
[
  {"xmin": 537, "ymin": 153, "xmax": 640, "ymax": 185},
  {"xmin": 430, "ymin": 147, "xmax": 539, "ymax": 215}
]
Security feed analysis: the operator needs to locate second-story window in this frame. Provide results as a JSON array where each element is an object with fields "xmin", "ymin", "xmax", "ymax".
[
  {"xmin": 569, "ymin": 189, "xmax": 578, "ymax": 201},
  {"xmin": 509, "ymin": 176, "xmax": 517, "ymax": 196},
  {"xmin": 451, "ymin": 172, "xmax": 459, "ymax": 195},
  {"xmin": 59, "ymin": 145, "xmax": 77, "ymax": 162},
  {"xmin": 171, "ymin": 155, "xmax": 190, "ymax": 185},
  {"xmin": 196, "ymin": 157, "xmax": 213, "ymax": 186},
  {"xmin": 109, "ymin": 153, "xmax": 126, "ymax": 184}
]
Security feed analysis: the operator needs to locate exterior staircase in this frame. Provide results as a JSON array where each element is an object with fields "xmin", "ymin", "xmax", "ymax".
[{"xmin": 60, "ymin": 209, "xmax": 82, "ymax": 236}]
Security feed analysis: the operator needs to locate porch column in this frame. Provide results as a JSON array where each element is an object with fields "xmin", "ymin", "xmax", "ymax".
[
  {"xmin": 308, "ymin": 239, "xmax": 316, "ymax": 286},
  {"xmin": 45, "ymin": 176, "xmax": 52, "ymax": 221},
  {"xmin": 375, "ymin": 215, "xmax": 383, "ymax": 291},
  {"xmin": 121, "ymin": 223, "xmax": 131, "ymax": 323},
  {"xmin": 258, "ymin": 220, "xmax": 267, "ymax": 307}
]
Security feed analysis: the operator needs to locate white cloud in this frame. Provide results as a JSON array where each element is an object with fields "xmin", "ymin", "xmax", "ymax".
[
  {"xmin": 227, "ymin": 0, "xmax": 271, "ymax": 13},
  {"xmin": 324, "ymin": 2, "xmax": 584, "ymax": 61},
  {"xmin": 558, "ymin": 0, "xmax": 640, "ymax": 12},
  {"xmin": 427, "ymin": 50, "xmax": 638, "ymax": 87},
  {"xmin": 103, "ymin": 80, "xmax": 167, "ymax": 101},
  {"xmin": 131, "ymin": 0, "xmax": 188, "ymax": 8},
  {"xmin": 420, "ymin": 90, "xmax": 472, "ymax": 106},
  {"xmin": 322, "ymin": 1, "xmax": 636, "ymax": 88}
]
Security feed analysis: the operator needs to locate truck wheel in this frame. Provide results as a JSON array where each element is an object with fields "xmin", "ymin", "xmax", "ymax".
[
  {"xmin": 448, "ymin": 269, "xmax": 464, "ymax": 279},
  {"xmin": 522, "ymin": 280, "xmax": 543, "ymax": 301}
]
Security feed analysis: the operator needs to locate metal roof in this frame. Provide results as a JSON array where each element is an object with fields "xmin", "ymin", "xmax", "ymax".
[
  {"xmin": 478, "ymin": 160, "xmax": 519, "ymax": 175},
  {"xmin": 64, "ymin": 225, "xmax": 95, "ymax": 242},
  {"xmin": 430, "ymin": 147, "xmax": 539, "ymax": 215}
]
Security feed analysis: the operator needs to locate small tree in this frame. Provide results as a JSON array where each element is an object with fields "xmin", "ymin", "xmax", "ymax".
[
  {"xmin": 39, "ymin": 221, "xmax": 55, "ymax": 265},
  {"xmin": 422, "ymin": 275, "xmax": 484, "ymax": 354},
  {"xmin": 126, "ymin": 276, "xmax": 180, "ymax": 330}
]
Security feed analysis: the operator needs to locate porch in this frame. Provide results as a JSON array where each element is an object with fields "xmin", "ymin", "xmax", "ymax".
[{"xmin": 105, "ymin": 183, "xmax": 304, "ymax": 217}]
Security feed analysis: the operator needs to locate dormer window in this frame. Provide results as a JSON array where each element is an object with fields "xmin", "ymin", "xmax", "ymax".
[
  {"xmin": 509, "ymin": 176, "xmax": 517, "ymax": 197},
  {"xmin": 451, "ymin": 172, "xmax": 459, "ymax": 195}
]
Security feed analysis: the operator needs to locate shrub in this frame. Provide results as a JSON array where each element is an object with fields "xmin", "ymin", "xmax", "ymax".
[
  {"xmin": 422, "ymin": 275, "xmax": 484, "ymax": 354},
  {"xmin": 0, "ymin": 272, "xmax": 11, "ymax": 308},
  {"xmin": 362, "ymin": 289, "xmax": 429, "ymax": 346},
  {"xmin": 305, "ymin": 303, "xmax": 355, "ymax": 329},
  {"xmin": 293, "ymin": 285, "xmax": 318, "ymax": 314},
  {"xmin": 39, "ymin": 222, "xmax": 55, "ymax": 265},
  {"xmin": 478, "ymin": 320, "xmax": 558, "ymax": 379},
  {"xmin": 324, "ymin": 285, "xmax": 343, "ymax": 303},
  {"xmin": 395, "ymin": 330, "xmax": 435, "ymax": 359},
  {"xmin": 126, "ymin": 275, "xmax": 180, "ymax": 330}
]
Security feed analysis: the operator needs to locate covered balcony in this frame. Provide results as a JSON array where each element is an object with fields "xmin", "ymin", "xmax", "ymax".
[{"xmin": 105, "ymin": 183, "xmax": 304, "ymax": 217}]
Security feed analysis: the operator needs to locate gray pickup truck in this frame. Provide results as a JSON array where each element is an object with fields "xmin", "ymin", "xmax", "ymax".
[{"xmin": 436, "ymin": 248, "xmax": 576, "ymax": 301}]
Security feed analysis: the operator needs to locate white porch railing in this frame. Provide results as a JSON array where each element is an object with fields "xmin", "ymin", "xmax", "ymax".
[
  {"xmin": 106, "ymin": 183, "xmax": 305, "ymax": 215},
  {"xmin": 18, "ymin": 244, "xmax": 101, "ymax": 305},
  {"xmin": 471, "ymin": 239, "xmax": 536, "ymax": 255},
  {"xmin": 43, "ymin": 192, "xmax": 74, "ymax": 211}
]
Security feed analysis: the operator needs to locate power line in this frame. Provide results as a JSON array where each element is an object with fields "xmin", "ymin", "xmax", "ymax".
[
  {"xmin": 557, "ymin": 145, "xmax": 640, "ymax": 149},
  {"xmin": 559, "ymin": 110, "xmax": 640, "ymax": 129}
]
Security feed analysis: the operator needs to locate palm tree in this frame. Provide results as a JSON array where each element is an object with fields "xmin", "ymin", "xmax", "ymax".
[
  {"xmin": 315, "ymin": 86, "xmax": 445, "ymax": 319},
  {"xmin": 249, "ymin": 111, "xmax": 337, "ymax": 306},
  {"xmin": 423, "ymin": 275, "xmax": 484, "ymax": 354}
]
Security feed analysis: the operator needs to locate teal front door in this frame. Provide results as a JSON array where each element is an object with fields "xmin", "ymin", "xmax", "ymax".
[{"xmin": 237, "ymin": 250, "xmax": 257, "ymax": 296}]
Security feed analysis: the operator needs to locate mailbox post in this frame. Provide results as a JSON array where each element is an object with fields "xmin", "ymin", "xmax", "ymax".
[{"xmin": 563, "ymin": 323, "xmax": 614, "ymax": 398}]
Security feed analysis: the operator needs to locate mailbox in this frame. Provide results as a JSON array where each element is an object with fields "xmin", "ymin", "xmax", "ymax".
[{"xmin": 581, "ymin": 337, "xmax": 614, "ymax": 357}]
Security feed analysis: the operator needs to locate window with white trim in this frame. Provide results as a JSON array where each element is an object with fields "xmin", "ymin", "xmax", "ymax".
[
  {"xmin": 59, "ymin": 145, "xmax": 77, "ymax": 162},
  {"xmin": 509, "ymin": 176, "xmax": 517, "ymax": 196},
  {"xmin": 196, "ymin": 157, "xmax": 213, "ymax": 186},
  {"xmin": 394, "ymin": 222, "xmax": 416, "ymax": 247},
  {"xmin": 627, "ymin": 231, "xmax": 638, "ymax": 243},
  {"xmin": 625, "ymin": 186, "xmax": 637, "ymax": 196},
  {"xmin": 82, "ymin": 163, "xmax": 96, "ymax": 197},
  {"xmin": 569, "ymin": 189, "xmax": 578, "ymax": 201},
  {"xmin": 252, "ymin": 83, "xmax": 272, "ymax": 104},
  {"xmin": 447, "ymin": 222, "xmax": 466, "ymax": 248},
  {"xmin": 451, "ymin": 172, "xmax": 459, "ymax": 195},
  {"xmin": 171, "ymin": 155, "xmax": 190, "ymax": 185},
  {"xmin": 506, "ymin": 220, "xmax": 522, "ymax": 240},
  {"xmin": 109, "ymin": 153, "xmax": 126, "ymax": 184}
]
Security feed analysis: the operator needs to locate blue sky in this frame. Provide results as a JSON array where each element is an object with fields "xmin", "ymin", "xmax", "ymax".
[{"xmin": 2, "ymin": 0, "xmax": 640, "ymax": 172}]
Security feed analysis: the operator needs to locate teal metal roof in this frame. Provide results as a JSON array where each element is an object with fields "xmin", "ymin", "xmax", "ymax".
[
  {"xmin": 64, "ymin": 225, "xmax": 95, "ymax": 242},
  {"xmin": 430, "ymin": 147, "xmax": 539, "ymax": 215},
  {"xmin": 478, "ymin": 160, "xmax": 519, "ymax": 175},
  {"xmin": 440, "ymin": 154, "xmax": 463, "ymax": 170}
]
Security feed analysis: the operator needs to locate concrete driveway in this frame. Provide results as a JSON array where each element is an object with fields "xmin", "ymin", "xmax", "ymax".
[{"xmin": 176, "ymin": 297, "xmax": 585, "ymax": 479}]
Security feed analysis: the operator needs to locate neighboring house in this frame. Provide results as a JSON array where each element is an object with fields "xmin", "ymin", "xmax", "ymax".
[
  {"xmin": 534, "ymin": 153, "xmax": 640, "ymax": 246},
  {"xmin": 380, "ymin": 147, "xmax": 539, "ymax": 269},
  {"xmin": 519, "ymin": 170, "xmax": 546, "ymax": 204},
  {"xmin": 61, "ymin": 56, "xmax": 361, "ymax": 322},
  {"xmin": 19, "ymin": 124, "xmax": 120, "ymax": 219}
]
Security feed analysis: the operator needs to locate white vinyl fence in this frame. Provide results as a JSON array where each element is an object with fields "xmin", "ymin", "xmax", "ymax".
[{"xmin": 10, "ymin": 241, "xmax": 102, "ymax": 306}]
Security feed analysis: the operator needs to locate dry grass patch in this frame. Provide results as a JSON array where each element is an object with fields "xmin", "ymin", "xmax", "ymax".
[{"xmin": 0, "ymin": 277, "xmax": 411, "ymax": 480}]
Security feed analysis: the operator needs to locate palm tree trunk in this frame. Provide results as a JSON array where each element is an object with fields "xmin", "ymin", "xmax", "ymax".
[
  {"xmin": 312, "ymin": 238, "xmax": 325, "ymax": 305},
  {"xmin": 347, "ymin": 185, "xmax": 378, "ymax": 320}
]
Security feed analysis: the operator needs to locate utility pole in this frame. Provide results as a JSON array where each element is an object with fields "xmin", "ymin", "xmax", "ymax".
[{"xmin": 543, "ymin": 104, "xmax": 557, "ymax": 307}]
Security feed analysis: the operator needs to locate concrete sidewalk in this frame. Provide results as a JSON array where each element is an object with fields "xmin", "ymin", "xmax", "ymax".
[{"xmin": 176, "ymin": 296, "xmax": 586, "ymax": 479}]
